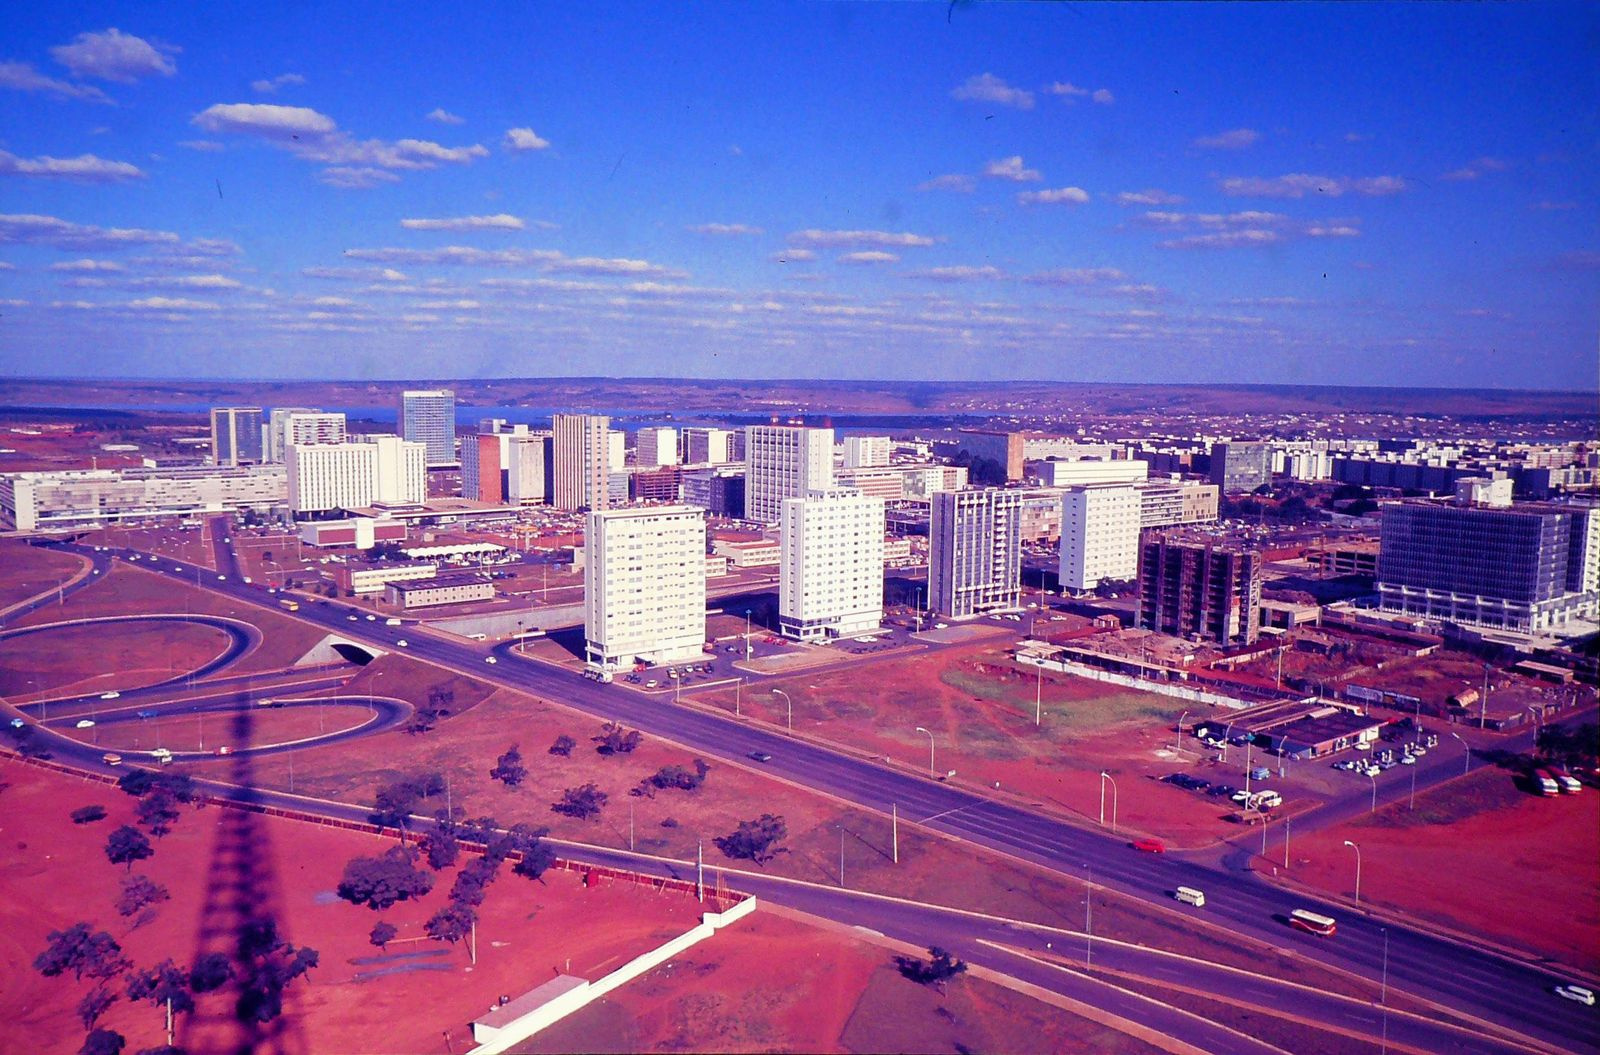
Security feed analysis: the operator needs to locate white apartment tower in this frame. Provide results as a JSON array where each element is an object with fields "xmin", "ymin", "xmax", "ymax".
[
  {"xmin": 744, "ymin": 425, "xmax": 834, "ymax": 523},
  {"xmin": 636, "ymin": 427, "xmax": 680, "ymax": 467},
  {"xmin": 843, "ymin": 435, "xmax": 892, "ymax": 469},
  {"xmin": 779, "ymin": 488, "xmax": 885, "ymax": 641},
  {"xmin": 506, "ymin": 433, "xmax": 551, "ymax": 504},
  {"xmin": 683, "ymin": 427, "xmax": 734, "ymax": 465},
  {"xmin": 929, "ymin": 488, "xmax": 1024, "ymax": 617},
  {"xmin": 399, "ymin": 389, "xmax": 457, "ymax": 467},
  {"xmin": 552, "ymin": 414, "xmax": 611, "ymax": 512},
  {"xmin": 286, "ymin": 436, "xmax": 425, "ymax": 515},
  {"xmin": 584, "ymin": 505, "xmax": 707, "ymax": 668},
  {"xmin": 1058, "ymin": 484, "xmax": 1143, "ymax": 592},
  {"xmin": 268, "ymin": 410, "xmax": 346, "ymax": 463}
]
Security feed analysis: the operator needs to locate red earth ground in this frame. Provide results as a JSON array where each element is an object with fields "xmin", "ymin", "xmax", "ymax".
[
  {"xmin": 0, "ymin": 539, "xmax": 88, "ymax": 612},
  {"xmin": 0, "ymin": 620, "xmax": 232, "ymax": 701}
]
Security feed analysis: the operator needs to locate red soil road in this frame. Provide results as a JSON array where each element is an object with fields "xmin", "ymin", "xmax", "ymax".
[
  {"xmin": 0, "ymin": 757, "xmax": 710, "ymax": 1055},
  {"xmin": 0, "ymin": 620, "xmax": 232, "ymax": 701},
  {"xmin": 1289, "ymin": 771, "xmax": 1600, "ymax": 972}
]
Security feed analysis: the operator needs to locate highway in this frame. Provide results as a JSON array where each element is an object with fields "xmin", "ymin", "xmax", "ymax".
[{"xmin": 13, "ymin": 539, "xmax": 1600, "ymax": 1053}]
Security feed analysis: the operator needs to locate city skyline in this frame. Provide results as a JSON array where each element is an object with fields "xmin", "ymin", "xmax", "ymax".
[{"xmin": 0, "ymin": 3, "xmax": 1594, "ymax": 390}]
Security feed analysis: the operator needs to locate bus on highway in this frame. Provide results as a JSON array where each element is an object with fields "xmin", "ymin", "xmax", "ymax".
[
  {"xmin": 1289, "ymin": 909, "xmax": 1337, "ymax": 937},
  {"xmin": 279, "ymin": 598, "xmax": 300, "ymax": 612}
]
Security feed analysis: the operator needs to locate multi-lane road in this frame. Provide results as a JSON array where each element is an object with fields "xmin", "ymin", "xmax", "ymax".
[{"xmin": 11, "ymin": 538, "xmax": 1599, "ymax": 1054}]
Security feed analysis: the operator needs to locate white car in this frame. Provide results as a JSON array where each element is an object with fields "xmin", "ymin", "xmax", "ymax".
[
  {"xmin": 100, "ymin": 691, "xmax": 120, "ymax": 700},
  {"xmin": 484, "ymin": 656, "xmax": 497, "ymax": 664},
  {"xmin": 396, "ymin": 639, "xmax": 408, "ymax": 647},
  {"xmin": 1554, "ymin": 984, "xmax": 1595, "ymax": 1006},
  {"xmin": 76, "ymin": 719, "xmax": 96, "ymax": 729},
  {"xmin": 1400, "ymin": 754, "xmax": 1417, "ymax": 765}
]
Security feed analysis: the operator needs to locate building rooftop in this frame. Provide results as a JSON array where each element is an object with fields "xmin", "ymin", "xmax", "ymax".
[{"xmin": 388, "ymin": 573, "xmax": 493, "ymax": 593}]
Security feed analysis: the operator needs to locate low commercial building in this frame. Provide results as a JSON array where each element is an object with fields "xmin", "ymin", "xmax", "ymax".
[
  {"xmin": 2, "ymin": 465, "xmax": 286, "ymax": 531},
  {"xmin": 298, "ymin": 517, "xmax": 407, "ymax": 549},
  {"xmin": 340, "ymin": 562, "xmax": 438, "ymax": 595},
  {"xmin": 712, "ymin": 537, "xmax": 780, "ymax": 568},
  {"xmin": 385, "ymin": 573, "xmax": 496, "ymax": 610}
]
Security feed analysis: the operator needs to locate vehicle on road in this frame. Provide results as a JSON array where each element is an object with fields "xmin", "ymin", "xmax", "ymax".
[
  {"xmin": 1534, "ymin": 769, "xmax": 1562, "ymax": 797},
  {"xmin": 1290, "ymin": 909, "xmax": 1337, "ymax": 937},
  {"xmin": 1174, "ymin": 886, "xmax": 1206, "ymax": 907},
  {"xmin": 100, "ymin": 691, "xmax": 120, "ymax": 700},
  {"xmin": 152, "ymin": 747, "xmax": 173, "ymax": 765},
  {"xmin": 217, "ymin": 745, "xmax": 231, "ymax": 755},
  {"xmin": 76, "ymin": 719, "xmax": 96, "ymax": 729},
  {"xmin": 484, "ymin": 656, "xmax": 497, "ymax": 664},
  {"xmin": 1554, "ymin": 984, "xmax": 1595, "ymax": 1006},
  {"xmin": 385, "ymin": 618, "xmax": 402, "ymax": 626},
  {"xmin": 347, "ymin": 614, "xmax": 358, "ymax": 621},
  {"xmin": 279, "ymin": 599, "xmax": 300, "ymax": 612},
  {"xmin": 1400, "ymin": 754, "xmax": 1417, "ymax": 765},
  {"xmin": 1131, "ymin": 837, "xmax": 1165, "ymax": 853},
  {"xmin": 645, "ymin": 679, "xmax": 659, "ymax": 688},
  {"xmin": 749, "ymin": 751, "xmax": 773, "ymax": 763},
  {"xmin": 10, "ymin": 718, "xmax": 25, "ymax": 729},
  {"xmin": 396, "ymin": 639, "xmax": 408, "ymax": 647},
  {"xmin": 365, "ymin": 614, "xmax": 376, "ymax": 621},
  {"xmin": 101, "ymin": 752, "xmax": 122, "ymax": 766},
  {"xmin": 1557, "ymin": 771, "xmax": 1582, "ymax": 794}
]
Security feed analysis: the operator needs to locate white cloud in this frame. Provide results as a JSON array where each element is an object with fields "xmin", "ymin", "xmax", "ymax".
[
  {"xmin": 251, "ymin": 73, "xmax": 305, "ymax": 94},
  {"xmin": 1343, "ymin": 132, "xmax": 1368, "ymax": 143},
  {"xmin": 916, "ymin": 173, "xmax": 976, "ymax": 193},
  {"xmin": 1218, "ymin": 173, "xmax": 1407, "ymax": 198},
  {"xmin": 1047, "ymin": 81, "xmax": 1114, "ymax": 106},
  {"xmin": 126, "ymin": 296, "xmax": 217, "ymax": 311},
  {"xmin": 1304, "ymin": 225, "xmax": 1360, "ymax": 238},
  {"xmin": 416, "ymin": 299, "xmax": 480, "ymax": 310},
  {"xmin": 1018, "ymin": 187, "xmax": 1090, "ymax": 206},
  {"xmin": 547, "ymin": 257, "xmax": 687, "ymax": 279},
  {"xmin": 1092, "ymin": 89, "xmax": 1114, "ymax": 105},
  {"xmin": 319, "ymin": 167, "xmax": 400, "ymax": 189},
  {"xmin": 1440, "ymin": 156, "xmax": 1511, "ymax": 182},
  {"xmin": 344, "ymin": 246, "xmax": 562, "ymax": 267},
  {"xmin": 0, "ymin": 61, "xmax": 111, "ymax": 104},
  {"xmin": 427, "ymin": 108, "xmax": 465, "ymax": 125},
  {"xmin": 135, "ymin": 274, "xmax": 242, "ymax": 289},
  {"xmin": 687, "ymin": 223, "xmax": 764, "ymax": 237},
  {"xmin": 51, "ymin": 28, "xmax": 178, "ymax": 83},
  {"xmin": 1194, "ymin": 128, "xmax": 1261, "ymax": 150},
  {"xmin": 0, "ymin": 150, "xmax": 144, "ymax": 183},
  {"xmin": 1137, "ymin": 209, "xmax": 1289, "ymax": 227},
  {"xmin": 1114, "ymin": 189, "xmax": 1185, "ymax": 207},
  {"xmin": 1160, "ymin": 229, "xmax": 1282, "ymax": 249},
  {"xmin": 0, "ymin": 213, "xmax": 178, "ymax": 250},
  {"xmin": 951, "ymin": 73, "xmax": 1035, "ymax": 110},
  {"xmin": 982, "ymin": 155, "xmax": 1042, "ymax": 182},
  {"xmin": 400, "ymin": 214, "xmax": 525, "ymax": 231},
  {"xmin": 50, "ymin": 258, "xmax": 124, "ymax": 272},
  {"xmin": 838, "ymin": 251, "xmax": 898, "ymax": 265},
  {"xmin": 193, "ymin": 102, "xmax": 338, "ymax": 139},
  {"xmin": 179, "ymin": 139, "xmax": 224, "ymax": 152},
  {"xmin": 1023, "ymin": 267, "xmax": 1128, "ymax": 285},
  {"xmin": 503, "ymin": 127, "xmax": 550, "ymax": 152},
  {"xmin": 905, "ymin": 265, "xmax": 1005, "ymax": 282},
  {"xmin": 770, "ymin": 249, "xmax": 816, "ymax": 262},
  {"xmin": 303, "ymin": 266, "xmax": 408, "ymax": 281},
  {"xmin": 193, "ymin": 103, "xmax": 489, "ymax": 180},
  {"xmin": 788, "ymin": 229, "xmax": 937, "ymax": 249}
]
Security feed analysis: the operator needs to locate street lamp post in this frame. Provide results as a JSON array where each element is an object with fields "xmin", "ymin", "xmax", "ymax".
[
  {"xmin": 1034, "ymin": 661, "xmax": 1043, "ymax": 727},
  {"xmin": 1222, "ymin": 719, "xmax": 1238, "ymax": 763},
  {"xmin": 771, "ymin": 689, "xmax": 791, "ymax": 732},
  {"xmin": 734, "ymin": 677, "xmax": 742, "ymax": 718},
  {"xmin": 1099, "ymin": 771, "xmax": 1118, "ymax": 832},
  {"xmin": 744, "ymin": 609, "xmax": 752, "ymax": 658},
  {"xmin": 1343, "ymin": 839, "xmax": 1362, "ymax": 904},
  {"xmin": 1364, "ymin": 769, "xmax": 1377, "ymax": 813},
  {"xmin": 914, "ymin": 725, "xmax": 935, "ymax": 776},
  {"xmin": 1174, "ymin": 709, "xmax": 1189, "ymax": 755},
  {"xmin": 1448, "ymin": 731, "xmax": 1469, "ymax": 775}
]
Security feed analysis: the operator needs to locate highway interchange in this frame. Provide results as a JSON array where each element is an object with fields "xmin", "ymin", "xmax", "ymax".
[{"xmin": 4, "ymin": 534, "xmax": 1596, "ymax": 1055}]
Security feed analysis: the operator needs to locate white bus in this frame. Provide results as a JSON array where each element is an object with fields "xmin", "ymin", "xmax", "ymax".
[{"xmin": 1289, "ymin": 909, "xmax": 1337, "ymax": 937}]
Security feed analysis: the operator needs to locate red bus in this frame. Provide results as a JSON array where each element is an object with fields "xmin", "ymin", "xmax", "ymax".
[{"xmin": 1290, "ymin": 909, "xmax": 1337, "ymax": 937}]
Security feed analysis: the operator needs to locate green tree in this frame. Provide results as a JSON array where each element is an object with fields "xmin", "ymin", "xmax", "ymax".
[
  {"xmin": 115, "ymin": 875, "xmax": 171, "ymax": 920},
  {"xmin": 714, "ymin": 814, "xmax": 787, "ymax": 864},
  {"xmin": 490, "ymin": 745, "xmax": 527, "ymax": 788},
  {"xmin": 551, "ymin": 783, "xmax": 608, "ymax": 820},
  {"xmin": 369, "ymin": 921, "xmax": 397, "ymax": 950},
  {"xmin": 894, "ymin": 946, "xmax": 968, "ymax": 987},
  {"xmin": 336, "ymin": 847, "xmax": 435, "ymax": 910},
  {"xmin": 105, "ymin": 826, "xmax": 154, "ymax": 872},
  {"xmin": 34, "ymin": 924, "xmax": 128, "ymax": 982}
]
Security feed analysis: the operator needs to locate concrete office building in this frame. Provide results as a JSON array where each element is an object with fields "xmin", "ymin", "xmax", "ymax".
[
  {"xmin": 779, "ymin": 488, "xmax": 885, "ymax": 641},
  {"xmin": 608, "ymin": 431, "xmax": 626, "ymax": 474},
  {"xmin": 268, "ymin": 410, "xmax": 345, "ymax": 464},
  {"xmin": 952, "ymin": 431, "xmax": 1025, "ymax": 482},
  {"xmin": 929, "ymin": 488, "xmax": 1024, "ymax": 617},
  {"xmin": 636, "ymin": 427, "xmax": 679, "ymax": 467},
  {"xmin": 584, "ymin": 505, "xmax": 707, "ymax": 668},
  {"xmin": 745, "ymin": 425, "xmax": 834, "ymax": 523},
  {"xmin": 1, "ymin": 465, "xmax": 285, "ymax": 532},
  {"xmin": 1041, "ymin": 459, "xmax": 1148, "ymax": 488},
  {"xmin": 843, "ymin": 435, "xmax": 892, "ymax": 469},
  {"xmin": 287, "ymin": 436, "xmax": 426, "ymax": 515},
  {"xmin": 1136, "ymin": 532, "xmax": 1263, "ymax": 645},
  {"xmin": 1209, "ymin": 442, "xmax": 1272, "ymax": 493},
  {"xmin": 506, "ymin": 433, "xmax": 551, "ymax": 504},
  {"xmin": 1139, "ymin": 480, "xmax": 1221, "ymax": 528},
  {"xmin": 680, "ymin": 468, "xmax": 745, "ymax": 518},
  {"xmin": 1058, "ymin": 484, "xmax": 1143, "ymax": 591},
  {"xmin": 1377, "ymin": 501, "xmax": 1599, "ymax": 632},
  {"xmin": 399, "ymin": 389, "xmax": 457, "ymax": 467},
  {"xmin": 683, "ymin": 427, "xmax": 735, "ymax": 465},
  {"xmin": 552, "ymin": 414, "xmax": 611, "ymax": 512},
  {"xmin": 210, "ymin": 407, "xmax": 264, "ymax": 467},
  {"xmin": 463, "ymin": 421, "xmax": 542, "ymax": 504}
]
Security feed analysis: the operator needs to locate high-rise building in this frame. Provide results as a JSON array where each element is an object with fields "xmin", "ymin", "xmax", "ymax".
[
  {"xmin": 683, "ymin": 427, "xmax": 735, "ymax": 465},
  {"xmin": 462, "ymin": 433, "xmax": 505, "ymax": 503},
  {"xmin": 584, "ymin": 505, "xmax": 707, "ymax": 668},
  {"xmin": 1041, "ymin": 459, "xmax": 1148, "ymax": 488},
  {"xmin": 287, "ymin": 436, "xmax": 425, "ymax": 515},
  {"xmin": 1377, "ymin": 501, "xmax": 1599, "ymax": 632},
  {"xmin": 680, "ymin": 468, "xmax": 745, "ymax": 518},
  {"xmin": 210, "ymin": 407, "xmax": 264, "ymax": 467},
  {"xmin": 929, "ymin": 488, "xmax": 1023, "ymax": 617},
  {"xmin": 553, "ymin": 414, "xmax": 611, "ymax": 512},
  {"xmin": 636, "ymin": 427, "xmax": 680, "ymax": 467},
  {"xmin": 1209, "ymin": 442, "xmax": 1272, "ymax": 493},
  {"xmin": 779, "ymin": 488, "xmax": 885, "ymax": 641},
  {"xmin": 267, "ymin": 410, "xmax": 345, "ymax": 463},
  {"xmin": 506, "ymin": 433, "xmax": 551, "ymax": 505},
  {"xmin": 1058, "ymin": 484, "xmax": 1143, "ymax": 591},
  {"xmin": 399, "ymin": 389, "xmax": 457, "ymax": 467},
  {"xmin": 744, "ymin": 425, "xmax": 834, "ymax": 523},
  {"xmin": 843, "ymin": 435, "xmax": 892, "ymax": 469},
  {"xmin": 1136, "ymin": 532, "xmax": 1263, "ymax": 645}
]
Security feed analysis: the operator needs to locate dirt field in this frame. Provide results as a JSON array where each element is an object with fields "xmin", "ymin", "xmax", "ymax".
[
  {"xmin": 0, "ymin": 758, "xmax": 716, "ymax": 1055},
  {"xmin": 0, "ymin": 620, "xmax": 232, "ymax": 700},
  {"xmin": 527, "ymin": 909, "xmax": 1164, "ymax": 1054},
  {"xmin": 0, "ymin": 539, "xmax": 88, "ymax": 612},
  {"xmin": 84, "ymin": 702, "xmax": 374, "ymax": 756},
  {"xmin": 1287, "ymin": 767, "xmax": 1600, "ymax": 971}
]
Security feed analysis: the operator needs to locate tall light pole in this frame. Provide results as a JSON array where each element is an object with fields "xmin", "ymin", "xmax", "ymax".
[
  {"xmin": 1222, "ymin": 719, "xmax": 1238, "ymax": 763},
  {"xmin": 1034, "ymin": 662, "xmax": 1043, "ymax": 727},
  {"xmin": 734, "ymin": 677, "xmax": 743, "ymax": 718},
  {"xmin": 744, "ymin": 609, "xmax": 752, "ymax": 658},
  {"xmin": 1174, "ymin": 710, "xmax": 1189, "ymax": 755},
  {"xmin": 914, "ymin": 725, "xmax": 935, "ymax": 776},
  {"xmin": 1343, "ymin": 839, "xmax": 1362, "ymax": 904},
  {"xmin": 1448, "ymin": 730, "xmax": 1469, "ymax": 775},
  {"xmin": 1365, "ymin": 769, "xmax": 1377, "ymax": 814},
  {"xmin": 772, "ymin": 689, "xmax": 791, "ymax": 732},
  {"xmin": 1099, "ymin": 771, "xmax": 1118, "ymax": 832}
]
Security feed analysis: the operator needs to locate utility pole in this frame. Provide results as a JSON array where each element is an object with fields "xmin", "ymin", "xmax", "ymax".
[
  {"xmin": 1035, "ymin": 662, "xmax": 1042, "ymax": 727},
  {"xmin": 892, "ymin": 803, "xmax": 898, "ymax": 864},
  {"xmin": 1283, "ymin": 814, "xmax": 1291, "ymax": 869},
  {"xmin": 696, "ymin": 841, "xmax": 704, "ymax": 903},
  {"xmin": 839, "ymin": 826, "xmax": 845, "ymax": 888},
  {"xmin": 1084, "ymin": 866, "xmax": 1093, "ymax": 969}
]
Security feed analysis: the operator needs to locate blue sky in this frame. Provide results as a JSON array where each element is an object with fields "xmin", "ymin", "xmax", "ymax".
[{"xmin": 0, "ymin": 2, "xmax": 1594, "ymax": 389}]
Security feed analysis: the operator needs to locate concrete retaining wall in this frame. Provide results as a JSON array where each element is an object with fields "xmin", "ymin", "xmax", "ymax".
[
  {"xmin": 1023, "ymin": 655, "xmax": 1249, "ymax": 710},
  {"xmin": 424, "ymin": 603, "xmax": 584, "ymax": 639}
]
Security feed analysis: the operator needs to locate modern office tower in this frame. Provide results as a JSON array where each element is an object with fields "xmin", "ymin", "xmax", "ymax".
[
  {"xmin": 636, "ymin": 427, "xmax": 680, "ymax": 467},
  {"xmin": 843, "ymin": 435, "xmax": 892, "ymax": 469},
  {"xmin": 683, "ymin": 427, "xmax": 735, "ymax": 465},
  {"xmin": 680, "ymin": 468, "xmax": 745, "ymax": 518},
  {"xmin": 1058, "ymin": 484, "xmax": 1143, "ymax": 591},
  {"xmin": 463, "ymin": 421, "xmax": 537, "ymax": 503},
  {"xmin": 399, "ymin": 389, "xmax": 457, "ymax": 467},
  {"xmin": 1209, "ymin": 441, "xmax": 1272, "ymax": 493},
  {"xmin": 267, "ymin": 410, "xmax": 346, "ymax": 463},
  {"xmin": 953, "ymin": 430, "xmax": 1025, "ymax": 481},
  {"xmin": 1041, "ymin": 459, "xmax": 1149, "ymax": 488},
  {"xmin": 1136, "ymin": 532, "xmax": 1263, "ymax": 645},
  {"xmin": 902, "ymin": 465, "xmax": 969, "ymax": 499},
  {"xmin": 1, "ymin": 466, "xmax": 285, "ymax": 531},
  {"xmin": 210, "ymin": 407, "xmax": 264, "ymax": 466},
  {"xmin": 584, "ymin": 505, "xmax": 707, "ymax": 669},
  {"xmin": 779, "ymin": 488, "xmax": 886, "ymax": 641},
  {"xmin": 1138, "ymin": 480, "xmax": 1221, "ymax": 528},
  {"xmin": 728, "ymin": 428, "xmax": 746, "ymax": 463},
  {"xmin": 552, "ymin": 414, "xmax": 611, "ymax": 512},
  {"xmin": 929, "ymin": 488, "xmax": 1024, "ymax": 617},
  {"xmin": 287, "ymin": 436, "xmax": 425, "ymax": 515},
  {"xmin": 608, "ymin": 430, "xmax": 626, "ymax": 472},
  {"xmin": 744, "ymin": 425, "xmax": 834, "ymax": 523},
  {"xmin": 1377, "ymin": 501, "xmax": 1599, "ymax": 632},
  {"xmin": 506, "ymin": 433, "xmax": 551, "ymax": 504}
]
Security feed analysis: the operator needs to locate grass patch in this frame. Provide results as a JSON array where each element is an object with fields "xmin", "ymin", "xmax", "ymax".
[
  {"xmin": 942, "ymin": 669, "xmax": 1186, "ymax": 733},
  {"xmin": 1355, "ymin": 766, "xmax": 1526, "ymax": 830}
]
